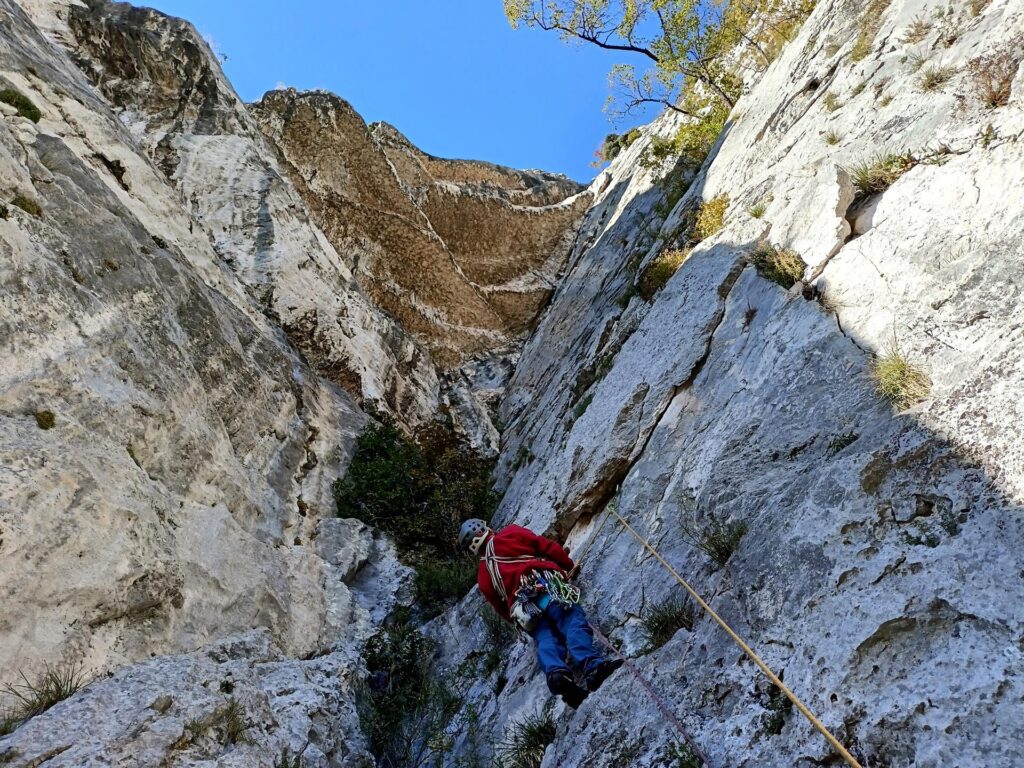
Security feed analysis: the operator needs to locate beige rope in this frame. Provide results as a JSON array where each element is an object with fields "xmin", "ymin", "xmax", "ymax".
[{"xmin": 605, "ymin": 504, "xmax": 863, "ymax": 768}]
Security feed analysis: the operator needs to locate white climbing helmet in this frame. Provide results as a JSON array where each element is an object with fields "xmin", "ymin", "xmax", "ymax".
[{"xmin": 458, "ymin": 518, "xmax": 490, "ymax": 555}]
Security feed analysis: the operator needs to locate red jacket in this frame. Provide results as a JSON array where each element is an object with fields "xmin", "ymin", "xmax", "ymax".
[{"xmin": 477, "ymin": 525, "xmax": 574, "ymax": 621}]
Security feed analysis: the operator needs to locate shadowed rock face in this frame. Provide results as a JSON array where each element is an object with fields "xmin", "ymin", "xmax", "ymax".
[{"xmin": 252, "ymin": 89, "xmax": 590, "ymax": 365}]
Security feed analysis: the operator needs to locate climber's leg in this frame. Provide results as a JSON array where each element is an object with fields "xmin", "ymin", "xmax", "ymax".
[
  {"xmin": 530, "ymin": 613, "xmax": 569, "ymax": 676},
  {"xmin": 531, "ymin": 614, "xmax": 588, "ymax": 707},
  {"xmin": 549, "ymin": 602, "xmax": 624, "ymax": 692},
  {"xmin": 547, "ymin": 602, "xmax": 603, "ymax": 672}
]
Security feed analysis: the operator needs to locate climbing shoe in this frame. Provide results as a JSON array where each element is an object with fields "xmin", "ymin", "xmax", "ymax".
[
  {"xmin": 584, "ymin": 658, "xmax": 624, "ymax": 692},
  {"xmin": 546, "ymin": 669, "xmax": 589, "ymax": 708}
]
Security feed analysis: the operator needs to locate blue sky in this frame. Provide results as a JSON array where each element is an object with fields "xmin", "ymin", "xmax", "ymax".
[{"xmin": 142, "ymin": 0, "xmax": 658, "ymax": 183}]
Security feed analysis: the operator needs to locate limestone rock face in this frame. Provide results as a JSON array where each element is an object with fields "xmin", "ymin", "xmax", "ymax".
[
  {"xmin": 250, "ymin": 89, "xmax": 590, "ymax": 366},
  {"xmin": 0, "ymin": 0, "xmax": 380, "ymax": 683},
  {"xmin": 62, "ymin": 0, "xmax": 441, "ymax": 425},
  {"xmin": 0, "ymin": 630, "xmax": 374, "ymax": 768},
  {"xmin": 4, "ymin": 0, "xmax": 1024, "ymax": 765},
  {"xmin": 0, "ymin": 0, "xmax": 406, "ymax": 763},
  {"xmin": 433, "ymin": 1, "xmax": 1024, "ymax": 767}
]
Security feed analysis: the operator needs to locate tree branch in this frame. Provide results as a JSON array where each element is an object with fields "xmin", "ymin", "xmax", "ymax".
[{"xmin": 533, "ymin": 16, "xmax": 660, "ymax": 61}]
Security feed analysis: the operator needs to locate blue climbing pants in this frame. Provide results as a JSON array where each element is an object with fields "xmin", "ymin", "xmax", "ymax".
[{"xmin": 529, "ymin": 601, "xmax": 603, "ymax": 676}]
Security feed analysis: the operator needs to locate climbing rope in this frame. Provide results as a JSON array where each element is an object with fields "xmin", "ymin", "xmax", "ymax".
[
  {"xmin": 593, "ymin": 502, "xmax": 863, "ymax": 768},
  {"xmin": 589, "ymin": 622, "xmax": 712, "ymax": 767}
]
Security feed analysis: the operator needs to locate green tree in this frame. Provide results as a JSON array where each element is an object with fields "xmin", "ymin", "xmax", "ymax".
[
  {"xmin": 333, "ymin": 417, "xmax": 499, "ymax": 615},
  {"xmin": 504, "ymin": 0, "xmax": 740, "ymax": 117}
]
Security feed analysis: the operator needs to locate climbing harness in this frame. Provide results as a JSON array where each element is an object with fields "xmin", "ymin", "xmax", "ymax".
[
  {"xmin": 483, "ymin": 539, "xmax": 575, "ymax": 633},
  {"xmin": 542, "ymin": 570, "xmax": 581, "ymax": 605},
  {"xmin": 578, "ymin": 501, "xmax": 864, "ymax": 768},
  {"xmin": 510, "ymin": 570, "xmax": 581, "ymax": 632}
]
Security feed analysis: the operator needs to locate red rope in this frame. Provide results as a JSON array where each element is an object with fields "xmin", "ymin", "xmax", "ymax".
[{"xmin": 589, "ymin": 623, "xmax": 712, "ymax": 767}]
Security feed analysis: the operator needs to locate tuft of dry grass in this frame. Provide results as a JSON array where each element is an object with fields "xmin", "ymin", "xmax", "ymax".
[
  {"xmin": 0, "ymin": 662, "xmax": 86, "ymax": 736},
  {"xmin": 919, "ymin": 64, "xmax": 956, "ymax": 92},
  {"xmin": 905, "ymin": 49, "xmax": 929, "ymax": 71},
  {"xmin": 968, "ymin": 49, "xmax": 1021, "ymax": 108},
  {"xmin": 852, "ymin": 0, "xmax": 893, "ymax": 62},
  {"xmin": 901, "ymin": 14, "xmax": 932, "ymax": 44},
  {"xmin": 872, "ymin": 345, "xmax": 931, "ymax": 409},
  {"xmin": 823, "ymin": 129, "xmax": 842, "ymax": 145},
  {"xmin": 496, "ymin": 713, "xmax": 556, "ymax": 768},
  {"xmin": 969, "ymin": 0, "xmax": 992, "ymax": 17},
  {"xmin": 848, "ymin": 152, "xmax": 916, "ymax": 200},
  {"xmin": 693, "ymin": 194, "xmax": 729, "ymax": 241},
  {"xmin": 641, "ymin": 597, "xmax": 696, "ymax": 650},
  {"xmin": 822, "ymin": 92, "xmax": 842, "ymax": 112},
  {"xmin": 11, "ymin": 194, "xmax": 41, "ymax": 218},
  {"xmin": 638, "ymin": 248, "xmax": 692, "ymax": 301},
  {"xmin": 681, "ymin": 517, "xmax": 748, "ymax": 568},
  {"xmin": 749, "ymin": 243, "xmax": 805, "ymax": 289}
]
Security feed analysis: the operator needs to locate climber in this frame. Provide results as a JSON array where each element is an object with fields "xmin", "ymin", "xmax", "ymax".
[{"xmin": 459, "ymin": 518, "xmax": 622, "ymax": 708}]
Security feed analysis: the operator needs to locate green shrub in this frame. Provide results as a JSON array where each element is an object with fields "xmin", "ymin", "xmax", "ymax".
[
  {"xmin": 616, "ymin": 283, "xmax": 638, "ymax": 309},
  {"xmin": 693, "ymin": 194, "xmax": 729, "ymax": 241},
  {"xmin": 749, "ymin": 243, "xmax": 805, "ymax": 289},
  {"xmin": 414, "ymin": 558, "xmax": 478, "ymax": 619},
  {"xmin": 333, "ymin": 417, "xmax": 498, "ymax": 615},
  {"xmin": 481, "ymin": 607, "xmax": 515, "ymax": 675},
  {"xmin": 601, "ymin": 128, "xmax": 643, "ymax": 162},
  {"xmin": 872, "ymin": 345, "xmax": 931, "ymax": 409},
  {"xmin": 641, "ymin": 596, "xmax": 695, "ymax": 650},
  {"xmin": 638, "ymin": 248, "xmax": 692, "ymax": 300},
  {"xmin": 762, "ymin": 683, "xmax": 793, "ymax": 735},
  {"xmin": 668, "ymin": 741, "xmax": 703, "ymax": 768},
  {"xmin": 0, "ymin": 203, "xmax": 8, "ymax": 219},
  {"xmin": 0, "ymin": 662, "xmax": 86, "ymax": 736},
  {"xmin": 572, "ymin": 393, "xmax": 594, "ymax": 422},
  {"xmin": 644, "ymin": 87, "xmax": 731, "ymax": 171},
  {"xmin": 495, "ymin": 712, "xmax": 556, "ymax": 768},
  {"xmin": 680, "ymin": 517, "xmax": 747, "ymax": 568},
  {"xmin": 747, "ymin": 200, "xmax": 767, "ymax": 219},
  {"xmin": 919, "ymin": 64, "xmax": 955, "ymax": 91},
  {"xmin": 360, "ymin": 617, "xmax": 462, "ymax": 768},
  {"xmin": 0, "ymin": 88, "xmax": 41, "ymax": 123},
  {"xmin": 827, "ymin": 431, "xmax": 859, "ymax": 455},
  {"xmin": 334, "ymin": 419, "xmax": 497, "ymax": 556},
  {"xmin": 34, "ymin": 410, "xmax": 55, "ymax": 430},
  {"xmin": 11, "ymin": 194, "xmax": 41, "ymax": 218},
  {"xmin": 848, "ymin": 152, "xmax": 915, "ymax": 200}
]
